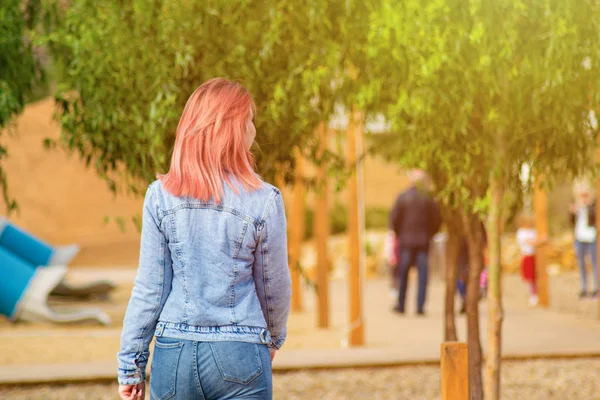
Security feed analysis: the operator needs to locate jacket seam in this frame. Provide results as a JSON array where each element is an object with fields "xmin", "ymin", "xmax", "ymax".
[
  {"xmin": 233, "ymin": 221, "xmax": 249, "ymax": 259},
  {"xmin": 261, "ymin": 223, "xmax": 274, "ymax": 330},
  {"xmin": 257, "ymin": 239, "xmax": 272, "ymax": 329},
  {"xmin": 157, "ymin": 322, "xmax": 268, "ymax": 331},
  {"xmin": 258, "ymin": 189, "xmax": 280, "ymax": 229},
  {"xmin": 230, "ymin": 264, "xmax": 239, "ymax": 324},
  {"xmin": 230, "ymin": 221, "xmax": 249, "ymax": 325},
  {"xmin": 257, "ymin": 189, "xmax": 280, "ymax": 332},
  {"xmin": 134, "ymin": 185, "xmax": 164, "ymax": 368},
  {"xmin": 160, "ymin": 203, "xmax": 260, "ymax": 227},
  {"xmin": 168, "ymin": 212, "xmax": 187, "ymax": 323}
]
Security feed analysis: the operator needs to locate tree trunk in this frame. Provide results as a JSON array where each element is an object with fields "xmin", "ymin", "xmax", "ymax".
[
  {"xmin": 315, "ymin": 122, "xmax": 330, "ymax": 328},
  {"xmin": 444, "ymin": 233, "xmax": 460, "ymax": 341},
  {"xmin": 289, "ymin": 149, "xmax": 305, "ymax": 312},
  {"xmin": 533, "ymin": 182, "xmax": 549, "ymax": 307},
  {"xmin": 597, "ymin": 170, "xmax": 600, "ymax": 319},
  {"xmin": 346, "ymin": 109, "xmax": 365, "ymax": 346},
  {"xmin": 442, "ymin": 208, "xmax": 463, "ymax": 342},
  {"xmin": 462, "ymin": 212, "xmax": 484, "ymax": 400},
  {"xmin": 485, "ymin": 177, "xmax": 504, "ymax": 400}
]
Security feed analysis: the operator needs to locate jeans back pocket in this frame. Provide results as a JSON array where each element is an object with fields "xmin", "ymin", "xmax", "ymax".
[
  {"xmin": 150, "ymin": 338, "xmax": 184, "ymax": 400},
  {"xmin": 209, "ymin": 341, "xmax": 263, "ymax": 385}
]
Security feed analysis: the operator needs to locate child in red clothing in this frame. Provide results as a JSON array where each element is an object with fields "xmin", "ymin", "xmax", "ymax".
[{"xmin": 516, "ymin": 214, "xmax": 546, "ymax": 306}]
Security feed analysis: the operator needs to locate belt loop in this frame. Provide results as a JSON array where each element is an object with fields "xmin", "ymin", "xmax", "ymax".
[
  {"xmin": 155, "ymin": 322, "xmax": 165, "ymax": 337},
  {"xmin": 259, "ymin": 329, "xmax": 271, "ymax": 344}
]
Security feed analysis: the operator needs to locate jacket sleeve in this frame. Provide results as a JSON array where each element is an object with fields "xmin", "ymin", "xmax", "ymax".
[
  {"xmin": 117, "ymin": 184, "xmax": 173, "ymax": 385},
  {"xmin": 253, "ymin": 189, "xmax": 292, "ymax": 350}
]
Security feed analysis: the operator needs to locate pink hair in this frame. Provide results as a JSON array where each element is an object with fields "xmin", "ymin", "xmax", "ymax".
[{"xmin": 159, "ymin": 78, "xmax": 261, "ymax": 202}]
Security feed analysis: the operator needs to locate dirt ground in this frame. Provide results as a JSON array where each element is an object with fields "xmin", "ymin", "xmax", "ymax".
[
  {"xmin": 1, "ymin": 270, "xmax": 598, "ymax": 367},
  {"xmin": 1, "ymin": 358, "xmax": 599, "ymax": 400}
]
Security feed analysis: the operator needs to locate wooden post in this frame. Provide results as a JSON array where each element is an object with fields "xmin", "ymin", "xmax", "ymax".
[
  {"xmin": 288, "ymin": 150, "xmax": 306, "ymax": 312},
  {"xmin": 462, "ymin": 214, "xmax": 485, "ymax": 399},
  {"xmin": 533, "ymin": 180, "xmax": 549, "ymax": 307},
  {"xmin": 315, "ymin": 123, "xmax": 330, "ymax": 328},
  {"xmin": 591, "ymin": 97, "xmax": 600, "ymax": 319},
  {"xmin": 441, "ymin": 342, "xmax": 469, "ymax": 400},
  {"xmin": 596, "ymin": 148, "xmax": 600, "ymax": 319},
  {"xmin": 485, "ymin": 176, "xmax": 504, "ymax": 400},
  {"xmin": 347, "ymin": 109, "xmax": 365, "ymax": 346},
  {"xmin": 443, "ymin": 209, "xmax": 463, "ymax": 342}
]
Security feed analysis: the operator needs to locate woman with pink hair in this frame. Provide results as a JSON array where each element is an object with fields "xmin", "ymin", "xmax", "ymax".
[{"xmin": 118, "ymin": 78, "xmax": 291, "ymax": 400}]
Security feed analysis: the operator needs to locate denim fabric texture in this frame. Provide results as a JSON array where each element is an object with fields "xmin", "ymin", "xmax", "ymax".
[
  {"xmin": 575, "ymin": 240, "xmax": 599, "ymax": 293},
  {"xmin": 149, "ymin": 337, "xmax": 272, "ymax": 400},
  {"xmin": 396, "ymin": 248, "xmax": 429, "ymax": 313},
  {"xmin": 118, "ymin": 179, "xmax": 291, "ymax": 386}
]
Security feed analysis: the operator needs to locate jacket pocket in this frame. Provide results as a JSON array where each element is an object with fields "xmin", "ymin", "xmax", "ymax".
[
  {"xmin": 210, "ymin": 341, "xmax": 263, "ymax": 385},
  {"xmin": 150, "ymin": 338, "xmax": 184, "ymax": 400}
]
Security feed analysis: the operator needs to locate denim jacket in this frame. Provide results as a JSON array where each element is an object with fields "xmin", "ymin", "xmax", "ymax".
[{"xmin": 118, "ymin": 179, "xmax": 291, "ymax": 385}]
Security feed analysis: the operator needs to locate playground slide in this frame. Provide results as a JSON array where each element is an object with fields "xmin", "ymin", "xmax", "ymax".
[{"xmin": 0, "ymin": 219, "xmax": 113, "ymax": 325}]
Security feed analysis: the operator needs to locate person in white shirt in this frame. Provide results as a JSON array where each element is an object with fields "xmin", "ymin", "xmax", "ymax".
[
  {"xmin": 516, "ymin": 214, "xmax": 546, "ymax": 307},
  {"xmin": 570, "ymin": 184, "xmax": 598, "ymax": 299}
]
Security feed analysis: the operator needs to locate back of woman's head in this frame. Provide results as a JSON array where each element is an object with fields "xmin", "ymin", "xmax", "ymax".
[{"xmin": 160, "ymin": 78, "xmax": 261, "ymax": 202}]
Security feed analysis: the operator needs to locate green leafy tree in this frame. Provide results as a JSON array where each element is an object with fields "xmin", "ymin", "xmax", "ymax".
[
  {"xmin": 47, "ymin": 1, "xmax": 346, "ymax": 195},
  {"xmin": 0, "ymin": 0, "xmax": 51, "ymax": 212},
  {"xmin": 369, "ymin": 0, "xmax": 600, "ymax": 398}
]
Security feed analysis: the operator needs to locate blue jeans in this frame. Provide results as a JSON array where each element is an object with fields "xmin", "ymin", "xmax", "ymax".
[
  {"xmin": 575, "ymin": 240, "xmax": 599, "ymax": 293},
  {"xmin": 150, "ymin": 338, "xmax": 273, "ymax": 400},
  {"xmin": 397, "ymin": 247, "xmax": 429, "ymax": 313}
]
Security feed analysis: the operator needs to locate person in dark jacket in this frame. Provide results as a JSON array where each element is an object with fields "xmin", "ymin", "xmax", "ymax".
[{"xmin": 389, "ymin": 170, "xmax": 442, "ymax": 315}]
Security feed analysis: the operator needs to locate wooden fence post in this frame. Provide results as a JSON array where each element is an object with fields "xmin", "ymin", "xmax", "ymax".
[
  {"xmin": 597, "ymin": 174, "xmax": 600, "ymax": 319},
  {"xmin": 315, "ymin": 122, "xmax": 331, "ymax": 328},
  {"xmin": 347, "ymin": 109, "xmax": 365, "ymax": 346},
  {"xmin": 533, "ymin": 180, "xmax": 549, "ymax": 307},
  {"xmin": 288, "ymin": 150, "xmax": 306, "ymax": 312},
  {"xmin": 594, "ymin": 147, "xmax": 600, "ymax": 319},
  {"xmin": 441, "ymin": 342, "xmax": 469, "ymax": 400}
]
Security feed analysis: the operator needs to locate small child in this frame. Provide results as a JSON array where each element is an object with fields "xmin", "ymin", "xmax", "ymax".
[
  {"xmin": 384, "ymin": 231, "xmax": 400, "ymax": 294},
  {"xmin": 516, "ymin": 214, "xmax": 545, "ymax": 307}
]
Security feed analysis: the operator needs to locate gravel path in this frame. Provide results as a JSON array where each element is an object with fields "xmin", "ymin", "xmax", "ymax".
[{"xmin": 1, "ymin": 358, "xmax": 598, "ymax": 400}]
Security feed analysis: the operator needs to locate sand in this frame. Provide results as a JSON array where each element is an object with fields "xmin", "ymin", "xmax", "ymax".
[
  {"xmin": 1, "ymin": 270, "xmax": 599, "ymax": 367},
  {"xmin": 1, "ymin": 359, "xmax": 600, "ymax": 399}
]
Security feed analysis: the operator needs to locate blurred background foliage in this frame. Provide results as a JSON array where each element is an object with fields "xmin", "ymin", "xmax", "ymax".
[{"xmin": 1, "ymin": 0, "xmax": 599, "ymax": 224}]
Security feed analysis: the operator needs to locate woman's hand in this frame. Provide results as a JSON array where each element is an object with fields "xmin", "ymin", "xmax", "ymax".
[
  {"xmin": 269, "ymin": 349, "xmax": 277, "ymax": 362},
  {"xmin": 119, "ymin": 382, "xmax": 145, "ymax": 400}
]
